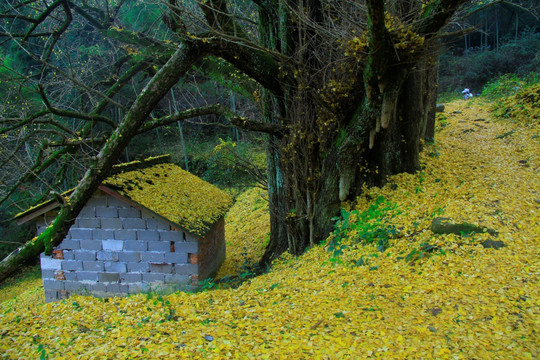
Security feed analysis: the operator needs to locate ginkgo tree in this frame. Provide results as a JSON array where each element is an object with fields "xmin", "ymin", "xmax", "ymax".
[{"xmin": 0, "ymin": 0, "xmax": 504, "ymax": 280}]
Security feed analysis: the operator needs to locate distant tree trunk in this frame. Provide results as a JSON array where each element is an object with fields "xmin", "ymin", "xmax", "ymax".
[
  {"xmin": 515, "ymin": 12, "xmax": 519, "ymax": 41},
  {"xmin": 496, "ymin": 9, "xmax": 499, "ymax": 51}
]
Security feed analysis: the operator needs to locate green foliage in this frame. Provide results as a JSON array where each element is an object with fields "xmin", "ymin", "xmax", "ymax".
[
  {"xmin": 0, "ymin": 219, "xmax": 34, "ymax": 260},
  {"xmin": 201, "ymin": 139, "xmax": 266, "ymax": 192},
  {"xmin": 328, "ymin": 196, "xmax": 398, "ymax": 257},
  {"xmin": 195, "ymin": 58, "xmax": 258, "ymax": 100},
  {"xmin": 481, "ymin": 73, "xmax": 540, "ymax": 100},
  {"xmin": 405, "ymin": 243, "xmax": 442, "ymax": 264},
  {"xmin": 439, "ymin": 31, "xmax": 540, "ymax": 94},
  {"xmin": 491, "ymin": 82, "xmax": 540, "ymax": 123}
]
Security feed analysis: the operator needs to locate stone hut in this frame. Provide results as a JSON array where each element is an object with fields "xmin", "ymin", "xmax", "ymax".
[{"xmin": 15, "ymin": 156, "xmax": 234, "ymax": 302}]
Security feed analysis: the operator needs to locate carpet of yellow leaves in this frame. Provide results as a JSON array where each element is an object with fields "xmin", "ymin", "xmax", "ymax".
[
  {"xmin": 217, "ymin": 187, "xmax": 269, "ymax": 279},
  {"xmin": 0, "ymin": 100, "xmax": 538, "ymax": 359}
]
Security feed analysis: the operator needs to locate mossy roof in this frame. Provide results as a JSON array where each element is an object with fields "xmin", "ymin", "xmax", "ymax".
[
  {"xmin": 102, "ymin": 163, "xmax": 234, "ymax": 237},
  {"xmin": 14, "ymin": 159, "xmax": 234, "ymax": 237}
]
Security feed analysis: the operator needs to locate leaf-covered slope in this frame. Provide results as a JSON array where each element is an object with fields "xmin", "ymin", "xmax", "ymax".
[
  {"xmin": 0, "ymin": 100, "xmax": 538, "ymax": 359},
  {"xmin": 217, "ymin": 187, "xmax": 269, "ymax": 279}
]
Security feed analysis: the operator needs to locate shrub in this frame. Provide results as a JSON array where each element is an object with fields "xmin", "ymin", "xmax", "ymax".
[
  {"xmin": 439, "ymin": 32, "xmax": 540, "ymax": 95},
  {"xmin": 491, "ymin": 83, "xmax": 540, "ymax": 123}
]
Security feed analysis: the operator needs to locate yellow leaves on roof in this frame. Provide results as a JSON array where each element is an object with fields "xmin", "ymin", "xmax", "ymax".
[{"xmin": 103, "ymin": 163, "xmax": 233, "ymax": 236}]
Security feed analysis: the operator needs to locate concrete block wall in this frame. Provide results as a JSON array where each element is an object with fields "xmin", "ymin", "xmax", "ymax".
[
  {"xmin": 198, "ymin": 217, "xmax": 226, "ymax": 280},
  {"xmin": 37, "ymin": 190, "xmax": 202, "ymax": 302}
]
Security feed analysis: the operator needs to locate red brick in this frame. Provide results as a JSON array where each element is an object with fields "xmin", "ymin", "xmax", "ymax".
[
  {"xmin": 52, "ymin": 250, "xmax": 64, "ymax": 259},
  {"xmin": 54, "ymin": 270, "xmax": 66, "ymax": 281},
  {"xmin": 189, "ymin": 253, "xmax": 198, "ymax": 265}
]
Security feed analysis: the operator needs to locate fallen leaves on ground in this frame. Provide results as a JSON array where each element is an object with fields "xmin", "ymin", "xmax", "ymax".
[
  {"xmin": 217, "ymin": 187, "xmax": 269, "ymax": 279},
  {"xmin": 0, "ymin": 99, "xmax": 538, "ymax": 359}
]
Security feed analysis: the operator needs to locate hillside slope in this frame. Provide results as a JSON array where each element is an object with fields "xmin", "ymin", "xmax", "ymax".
[{"xmin": 0, "ymin": 99, "xmax": 538, "ymax": 359}]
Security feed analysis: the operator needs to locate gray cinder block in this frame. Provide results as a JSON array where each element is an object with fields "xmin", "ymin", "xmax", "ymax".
[
  {"xmin": 101, "ymin": 218, "xmax": 123, "ymax": 230},
  {"xmin": 43, "ymin": 279, "xmax": 65, "ymax": 291},
  {"xmin": 95, "ymin": 206, "xmax": 119, "ymax": 218},
  {"xmin": 70, "ymin": 228, "xmax": 93, "ymax": 240},
  {"xmin": 107, "ymin": 196, "xmax": 127, "ymax": 208},
  {"xmin": 128, "ymin": 283, "xmax": 149, "ymax": 294},
  {"xmin": 106, "ymin": 283, "xmax": 129, "ymax": 294},
  {"xmin": 124, "ymin": 241, "xmax": 147, "ymax": 251},
  {"xmin": 80, "ymin": 240, "xmax": 102, "ymax": 251},
  {"xmin": 93, "ymin": 229, "xmax": 115, "ymax": 241},
  {"xmin": 62, "ymin": 251, "xmax": 75, "ymax": 260},
  {"xmin": 173, "ymin": 242, "xmax": 198, "ymax": 253},
  {"xmin": 123, "ymin": 218, "xmax": 146, "ymax": 229},
  {"xmin": 83, "ymin": 261, "xmax": 104, "ymax": 272},
  {"xmin": 118, "ymin": 251, "xmax": 140, "ymax": 262},
  {"xmin": 61, "ymin": 260, "xmax": 83, "ymax": 271},
  {"xmin": 78, "ymin": 206, "xmax": 95, "ymax": 217},
  {"xmin": 140, "ymin": 252, "xmax": 165, "ymax": 263},
  {"xmin": 114, "ymin": 229, "xmax": 137, "ymax": 240},
  {"xmin": 96, "ymin": 251, "xmax": 119, "ymax": 261},
  {"xmin": 137, "ymin": 230, "xmax": 159, "ymax": 241},
  {"xmin": 57, "ymin": 239, "xmax": 80, "ymax": 250},
  {"xmin": 98, "ymin": 272, "xmax": 120, "ymax": 283},
  {"xmin": 40, "ymin": 254, "xmax": 62, "ymax": 270},
  {"xmin": 146, "ymin": 218, "xmax": 170, "ymax": 230},
  {"xmin": 164, "ymin": 274, "xmax": 190, "ymax": 285},
  {"xmin": 86, "ymin": 195, "xmax": 108, "ymax": 207},
  {"xmin": 104, "ymin": 262, "xmax": 127, "ymax": 273},
  {"xmin": 149, "ymin": 263, "xmax": 173, "ymax": 274},
  {"xmin": 41, "ymin": 269, "xmax": 56, "ymax": 279},
  {"xmin": 74, "ymin": 251, "xmax": 97, "ymax": 261},
  {"xmin": 148, "ymin": 241, "xmax": 170, "ymax": 252},
  {"xmin": 175, "ymin": 264, "xmax": 198, "ymax": 275},
  {"xmin": 164, "ymin": 252, "xmax": 188, "ymax": 264},
  {"xmin": 118, "ymin": 208, "xmax": 141, "ymax": 218},
  {"xmin": 102, "ymin": 240, "xmax": 124, "ymax": 251},
  {"xmin": 120, "ymin": 273, "xmax": 142, "ymax": 283},
  {"xmin": 77, "ymin": 272, "xmax": 99, "ymax": 282},
  {"xmin": 77, "ymin": 218, "xmax": 101, "ymax": 228},
  {"xmin": 127, "ymin": 262, "xmax": 149, "ymax": 273},
  {"xmin": 64, "ymin": 281, "xmax": 85, "ymax": 292},
  {"xmin": 159, "ymin": 231, "xmax": 183, "ymax": 242},
  {"xmin": 44, "ymin": 290, "xmax": 59, "ymax": 302},
  {"xmin": 142, "ymin": 273, "xmax": 165, "ymax": 283},
  {"xmin": 64, "ymin": 271, "xmax": 77, "ymax": 281}
]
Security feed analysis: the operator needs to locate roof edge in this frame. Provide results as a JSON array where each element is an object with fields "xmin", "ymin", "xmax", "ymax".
[{"xmin": 12, "ymin": 155, "xmax": 172, "ymax": 223}]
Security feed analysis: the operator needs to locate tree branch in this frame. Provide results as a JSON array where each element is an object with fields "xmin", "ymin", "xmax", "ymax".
[
  {"xmin": 139, "ymin": 103, "xmax": 287, "ymax": 136},
  {"xmin": 41, "ymin": 0, "xmax": 72, "ymax": 63},
  {"xmin": 38, "ymin": 85, "xmax": 116, "ymax": 127}
]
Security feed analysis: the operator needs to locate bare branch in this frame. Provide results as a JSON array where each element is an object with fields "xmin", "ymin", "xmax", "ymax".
[
  {"xmin": 38, "ymin": 85, "xmax": 116, "ymax": 127},
  {"xmin": 139, "ymin": 103, "xmax": 287, "ymax": 136}
]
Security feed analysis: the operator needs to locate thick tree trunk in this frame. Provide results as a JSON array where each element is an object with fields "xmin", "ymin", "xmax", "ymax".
[{"xmin": 261, "ymin": 59, "xmax": 440, "ymax": 266}]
